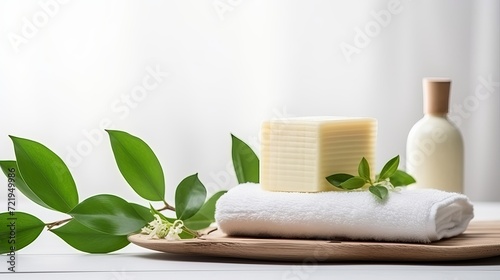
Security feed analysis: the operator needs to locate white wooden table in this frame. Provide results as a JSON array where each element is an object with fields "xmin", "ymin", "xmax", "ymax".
[{"xmin": 2, "ymin": 202, "xmax": 499, "ymax": 279}]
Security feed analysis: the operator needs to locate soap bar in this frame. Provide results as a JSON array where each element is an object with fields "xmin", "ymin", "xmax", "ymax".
[{"xmin": 260, "ymin": 117, "xmax": 377, "ymax": 192}]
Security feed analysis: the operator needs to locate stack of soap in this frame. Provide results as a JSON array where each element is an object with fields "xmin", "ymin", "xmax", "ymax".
[{"xmin": 260, "ymin": 116, "xmax": 377, "ymax": 192}]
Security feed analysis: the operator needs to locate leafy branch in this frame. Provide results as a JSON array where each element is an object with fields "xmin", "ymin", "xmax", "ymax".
[
  {"xmin": 0, "ymin": 131, "xmax": 258, "ymax": 254},
  {"xmin": 326, "ymin": 155, "xmax": 416, "ymax": 199},
  {"xmin": 45, "ymin": 202, "xmax": 177, "ymax": 231}
]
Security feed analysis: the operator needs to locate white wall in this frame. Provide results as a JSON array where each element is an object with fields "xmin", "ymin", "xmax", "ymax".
[{"xmin": 0, "ymin": 0, "xmax": 498, "ymax": 227}]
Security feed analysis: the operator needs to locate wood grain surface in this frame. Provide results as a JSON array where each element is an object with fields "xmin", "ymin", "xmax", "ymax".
[{"xmin": 128, "ymin": 220, "xmax": 500, "ymax": 262}]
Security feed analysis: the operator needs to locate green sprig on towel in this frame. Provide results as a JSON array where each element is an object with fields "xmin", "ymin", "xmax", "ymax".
[{"xmin": 326, "ymin": 155, "xmax": 416, "ymax": 200}]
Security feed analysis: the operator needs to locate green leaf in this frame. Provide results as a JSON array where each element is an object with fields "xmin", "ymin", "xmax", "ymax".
[
  {"xmin": 378, "ymin": 155, "xmax": 400, "ymax": 181},
  {"xmin": 389, "ymin": 170, "xmax": 417, "ymax": 187},
  {"xmin": 107, "ymin": 130, "xmax": 165, "ymax": 201},
  {"xmin": 51, "ymin": 220, "xmax": 129, "ymax": 253},
  {"xmin": 9, "ymin": 136, "xmax": 78, "ymax": 213},
  {"xmin": 358, "ymin": 157, "xmax": 371, "ymax": 181},
  {"xmin": 69, "ymin": 194, "xmax": 147, "ymax": 235},
  {"xmin": 339, "ymin": 176, "xmax": 366, "ymax": 190},
  {"xmin": 0, "ymin": 212, "xmax": 45, "ymax": 254},
  {"xmin": 326, "ymin": 173, "xmax": 354, "ymax": 187},
  {"xmin": 175, "ymin": 173, "xmax": 207, "ymax": 220},
  {"xmin": 130, "ymin": 203, "xmax": 154, "ymax": 223},
  {"xmin": 0, "ymin": 160, "xmax": 51, "ymax": 209},
  {"xmin": 231, "ymin": 134, "xmax": 259, "ymax": 184},
  {"xmin": 184, "ymin": 191, "xmax": 227, "ymax": 230},
  {"xmin": 369, "ymin": 185, "xmax": 389, "ymax": 200}
]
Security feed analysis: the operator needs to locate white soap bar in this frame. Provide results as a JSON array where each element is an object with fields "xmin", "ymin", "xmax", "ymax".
[{"xmin": 260, "ymin": 116, "xmax": 377, "ymax": 192}]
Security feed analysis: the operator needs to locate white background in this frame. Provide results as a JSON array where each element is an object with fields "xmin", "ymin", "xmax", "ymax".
[{"xmin": 0, "ymin": 0, "xmax": 499, "ymax": 253}]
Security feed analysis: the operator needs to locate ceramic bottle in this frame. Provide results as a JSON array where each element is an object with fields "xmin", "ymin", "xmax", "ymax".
[{"xmin": 406, "ymin": 78, "xmax": 464, "ymax": 193}]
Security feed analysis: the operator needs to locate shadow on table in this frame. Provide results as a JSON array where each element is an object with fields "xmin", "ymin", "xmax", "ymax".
[{"xmin": 134, "ymin": 252, "xmax": 500, "ymax": 266}]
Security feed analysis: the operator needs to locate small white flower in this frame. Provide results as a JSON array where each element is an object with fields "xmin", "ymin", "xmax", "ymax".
[
  {"xmin": 141, "ymin": 214, "xmax": 165, "ymax": 239},
  {"xmin": 166, "ymin": 220, "xmax": 184, "ymax": 241},
  {"xmin": 141, "ymin": 214, "xmax": 184, "ymax": 240}
]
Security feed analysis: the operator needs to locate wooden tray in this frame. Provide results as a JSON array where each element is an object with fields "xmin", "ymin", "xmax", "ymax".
[{"xmin": 128, "ymin": 220, "xmax": 500, "ymax": 262}]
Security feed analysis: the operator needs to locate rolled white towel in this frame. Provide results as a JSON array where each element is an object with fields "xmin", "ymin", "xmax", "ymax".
[{"xmin": 215, "ymin": 183, "xmax": 474, "ymax": 243}]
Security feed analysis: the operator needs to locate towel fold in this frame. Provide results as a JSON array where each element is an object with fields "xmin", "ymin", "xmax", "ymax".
[{"xmin": 215, "ymin": 183, "xmax": 474, "ymax": 243}]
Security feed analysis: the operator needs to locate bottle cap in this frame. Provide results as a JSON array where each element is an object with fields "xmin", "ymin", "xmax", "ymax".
[{"xmin": 423, "ymin": 78, "xmax": 451, "ymax": 115}]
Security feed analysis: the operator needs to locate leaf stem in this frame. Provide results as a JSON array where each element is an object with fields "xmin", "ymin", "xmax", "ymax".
[
  {"xmin": 182, "ymin": 226, "xmax": 200, "ymax": 238},
  {"xmin": 46, "ymin": 217, "xmax": 72, "ymax": 230},
  {"xmin": 367, "ymin": 178, "xmax": 374, "ymax": 186},
  {"xmin": 159, "ymin": 200, "xmax": 175, "ymax": 212}
]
